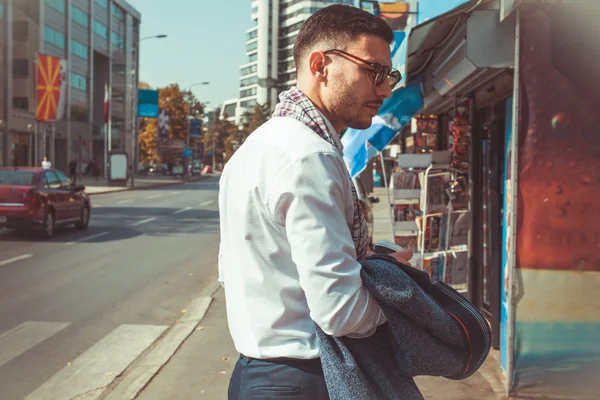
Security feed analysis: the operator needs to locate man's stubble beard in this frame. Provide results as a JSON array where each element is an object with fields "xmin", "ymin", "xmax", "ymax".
[{"xmin": 330, "ymin": 85, "xmax": 372, "ymax": 131}]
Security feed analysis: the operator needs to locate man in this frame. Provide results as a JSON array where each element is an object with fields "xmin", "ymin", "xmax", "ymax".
[
  {"xmin": 41, "ymin": 156, "xmax": 51, "ymax": 169},
  {"xmin": 219, "ymin": 5, "xmax": 411, "ymax": 399},
  {"xmin": 69, "ymin": 159, "xmax": 77, "ymax": 183}
]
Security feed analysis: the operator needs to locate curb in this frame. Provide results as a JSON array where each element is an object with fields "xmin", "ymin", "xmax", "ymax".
[{"xmin": 86, "ymin": 175, "xmax": 211, "ymax": 196}]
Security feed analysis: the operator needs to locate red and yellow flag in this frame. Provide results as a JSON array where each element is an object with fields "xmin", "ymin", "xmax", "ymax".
[{"xmin": 36, "ymin": 53, "xmax": 67, "ymax": 121}]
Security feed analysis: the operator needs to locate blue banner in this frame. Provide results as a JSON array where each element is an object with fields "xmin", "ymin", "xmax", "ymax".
[
  {"xmin": 138, "ymin": 89, "xmax": 159, "ymax": 118},
  {"xmin": 341, "ymin": 81, "xmax": 423, "ymax": 177}
]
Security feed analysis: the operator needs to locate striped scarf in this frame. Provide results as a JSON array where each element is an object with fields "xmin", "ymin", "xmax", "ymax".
[{"xmin": 272, "ymin": 87, "xmax": 370, "ymax": 260}]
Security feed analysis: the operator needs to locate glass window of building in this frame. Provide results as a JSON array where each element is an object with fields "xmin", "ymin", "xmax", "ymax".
[
  {"xmin": 111, "ymin": 3, "xmax": 124, "ymax": 20},
  {"xmin": 95, "ymin": 0, "xmax": 108, "ymax": 9},
  {"xmin": 111, "ymin": 31, "xmax": 124, "ymax": 50},
  {"xmin": 72, "ymin": 5, "xmax": 88, "ymax": 27},
  {"xmin": 13, "ymin": 97, "xmax": 29, "ymax": 110},
  {"xmin": 94, "ymin": 20, "xmax": 108, "ymax": 39},
  {"xmin": 13, "ymin": 59, "xmax": 29, "ymax": 78},
  {"xmin": 240, "ymin": 87, "xmax": 257, "ymax": 98},
  {"xmin": 13, "ymin": 21, "xmax": 29, "ymax": 41},
  {"xmin": 71, "ymin": 39, "xmax": 89, "ymax": 60},
  {"xmin": 70, "ymin": 72, "xmax": 88, "ymax": 91},
  {"xmin": 44, "ymin": 25, "xmax": 65, "ymax": 49},
  {"xmin": 247, "ymin": 41, "xmax": 258, "ymax": 52},
  {"xmin": 46, "ymin": 0, "xmax": 65, "ymax": 14},
  {"xmin": 241, "ymin": 99, "xmax": 257, "ymax": 108}
]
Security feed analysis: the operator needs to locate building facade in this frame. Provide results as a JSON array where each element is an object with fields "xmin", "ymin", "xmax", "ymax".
[
  {"xmin": 238, "ymin": 0, "xmax": 354, "ymax": 114},
  {"xmin": 0, "ymin": 0, "xmax": 140, "ymax": 173}
]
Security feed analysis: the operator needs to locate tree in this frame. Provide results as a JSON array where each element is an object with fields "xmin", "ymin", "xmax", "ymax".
[
  {"xmin": 137, "ymin": 83, "xmax": 205, "ymax": 165},
  {"xmin": 241, "ymin": 103, "xmax": 271, "ymax": 141},
  {"xmin": 202, "ymin": 108, "xmax": 242, "ymax": 168}
]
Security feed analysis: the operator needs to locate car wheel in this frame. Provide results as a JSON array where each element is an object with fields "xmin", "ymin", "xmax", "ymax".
[
  {"xmin": 75, "ymin": 205, "xmax": 90, "ymax": 230},
  {"xmin": 40, "ymin": 209, "xmax": 55, "ymax": 238}
]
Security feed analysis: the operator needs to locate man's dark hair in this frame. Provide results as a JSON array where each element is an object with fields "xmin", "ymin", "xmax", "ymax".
[{"xmin": 293, "ymin": 5, "xmax": 394, "ymax": 70}]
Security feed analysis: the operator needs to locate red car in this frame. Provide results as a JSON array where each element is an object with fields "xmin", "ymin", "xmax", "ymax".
[{"xmin": 0, "ymin": 167, "xmax": 91, "ymax": 238}]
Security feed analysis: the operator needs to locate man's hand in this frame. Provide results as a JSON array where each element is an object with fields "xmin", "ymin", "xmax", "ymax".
[
  {"xmin": 364, "ymin": 248, "xmax": 413, "ymax": 266},
  {"xmin": 388, "ymin": 249, "xmax": 413, "ymax": 266}
]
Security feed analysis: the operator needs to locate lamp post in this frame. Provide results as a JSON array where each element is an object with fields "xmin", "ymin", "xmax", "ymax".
[
  {"xmin": 131, "ymin": 33, "xmax": 167, "ymax": 187},
  {"xmin": 186, "ymin": 82, "xmax": 209, "ymax": 179}
]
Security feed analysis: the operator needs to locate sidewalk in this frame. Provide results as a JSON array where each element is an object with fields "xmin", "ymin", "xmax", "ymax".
[
  {"xmin": 370, "ymin": 185, "xmax": 508, "ymax": 399},
  {"xmin": 131, "ymin": 186, "xmax": 508, "ymax": 399},
  {"xmin": 78, "ymin": 173, "xmax": 211, "ymax": 195},
  {"xmin": 135, "ymin": 287, "xmax": 506, "ymax": 400}
]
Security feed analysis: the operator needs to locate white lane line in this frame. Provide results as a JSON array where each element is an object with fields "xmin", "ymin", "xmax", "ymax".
[
  {"xmin": 130, "ymin": 217, "xmax": 157, "ymax": 227},
  {"xmin": 146, "ymin": 194, "xmax": 163, "ymax": 199},
  {"xmin": 0, "ymin": 254, "xmax": 33, "ymax": 267},
  {"xmin": 0, "ymin": 321, "xmax": 71, "ymax": 368},
  {"xmin": 116, "ymin": 199, "xmax": 133, "ymax": 204},
  {"xmin": 104, "ymin": 298, "xmax": 213, "ymax": 400},
  {"xmin": 65, "ymin": 231, "xmax": 110, "ymax": 245},
  {"xmin": 199, "ymin": 200, "xmax": 214, "ymax": 207},
  {"xmin": 173, "ymin": 207, "xmax": 192, "ymax": 215},
  {"xmin": 24, "ymin": 324, "xmax": 168, "ymax": 400},
  {"xmin": 167, "ymin": 191, "xmax": 181, "ymax": 196}
]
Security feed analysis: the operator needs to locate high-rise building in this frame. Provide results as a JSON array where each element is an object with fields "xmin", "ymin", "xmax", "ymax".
[
  {"xmin": 0, "ymin": 0, "xmax": 141, "ymax": 172},
  {"xmin": 238, "ymin": 0, "xmax": 354, "ymax": 115}
]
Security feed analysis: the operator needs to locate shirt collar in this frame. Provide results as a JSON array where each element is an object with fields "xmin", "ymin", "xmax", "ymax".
[{"xmin": 314, "ymin": 106, "xmax": 344, "ymax": 153}]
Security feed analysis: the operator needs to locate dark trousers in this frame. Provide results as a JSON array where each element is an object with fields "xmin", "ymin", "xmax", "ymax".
[{"xmin": 228, "ymin": 354, "xmax": 330, "ymax": 400}]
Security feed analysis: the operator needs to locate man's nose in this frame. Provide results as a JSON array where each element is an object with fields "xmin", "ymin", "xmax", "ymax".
[{"xmin": 376, "ymin": 81, "xmax": 393, "ymax": 99}]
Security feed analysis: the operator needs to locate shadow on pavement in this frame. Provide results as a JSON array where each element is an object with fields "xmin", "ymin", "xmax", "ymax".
[
  {"xmin": 0, "ymin": 225, "xmax": 142, "ymax": 243},
  {"xmin": 0, "ymin": 207, "xmax": 220, "ymax": 243}
]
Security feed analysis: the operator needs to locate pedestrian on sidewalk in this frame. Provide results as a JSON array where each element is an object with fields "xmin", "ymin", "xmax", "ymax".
[
  {"xmin": 218, "ymin": 5, "xmax": 406, "ymax": 400},
  {"xmin": 68, "ymin": 159, "xmax": 77, "ymax": 183},
  {"xmin": 41, "ymin": 156, "xmax": 51, "ymax": 169}
]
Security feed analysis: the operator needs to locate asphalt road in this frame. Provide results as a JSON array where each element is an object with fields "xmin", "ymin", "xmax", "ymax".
[{"xmin": 0, "ymin": 176, "xmax": 221, "ymax": 400}]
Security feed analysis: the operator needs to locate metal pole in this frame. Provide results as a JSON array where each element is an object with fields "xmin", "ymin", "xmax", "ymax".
[
  {"xmin": 185, "ymin": 100, "xmax": 191, "ymax": 180},
  {"xmin": 212, "ymin": 134, "xmax": 216, "ymax": 172},
  {"xmin": 51, "ymin": 124, "xmax": 56, "ymax": 167},
  {"xmin": 104, "ymin": 122, "xmax": 108, "ymax": 178},
  {"xmin": 34, "ymin": 122, "xmax": 38, "ymax": 166},
  {"xmin": 107, "ymin": 86, "xmax": 112, "ymax": 153},
  {"xmin": 379, "ymin": 152, "xmax": 395, "ymax": 240}
]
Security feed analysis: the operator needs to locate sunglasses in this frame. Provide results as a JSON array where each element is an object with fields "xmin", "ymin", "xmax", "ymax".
[{"xmin": 324, "ymin": 49, "xmax": 402, "ymax": 90}]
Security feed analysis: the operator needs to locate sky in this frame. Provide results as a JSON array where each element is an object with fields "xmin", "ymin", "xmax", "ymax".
[
  {"xmin": 127, "ymin": 0, "xmax": 251, "ymax": 109},
  {"xmin": 127, "ymin": 0, "xmax": 470, "ymax": 110}
]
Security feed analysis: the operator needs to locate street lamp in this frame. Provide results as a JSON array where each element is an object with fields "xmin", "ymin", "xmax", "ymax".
[
  {"xmin": 139, "ymin": 34, "xmax": 167, "ymax": 42},
  {"xmin": 131, "ymin": 33, "xmax": 167, "ymax": 187},
  {"xmin": 186, "ymin": 82, "xmax": 209, "ymax": 178}
]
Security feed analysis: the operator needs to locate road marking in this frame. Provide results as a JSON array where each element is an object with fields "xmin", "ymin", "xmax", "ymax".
[
  {"xmin": 167, "ymin": 191, "xmax": 181, "ymax": 196},
  {"xmin": 105, "ymin": 298, "xmax": 213, "ymax": 400},
  {"xmin": 0, "ymin": 254, "xmax": 33, "ymax": 267},
  {"xmin": 65, "ymin": 231, "xmax": 110, "ymax": 245},
  {"xmin": 130, "ymin": 217, "xmax": 157, "ymax": 227},
  {"xmin": 116, "ymin": 199, "xmax": 133, "ymax": 204},
  {"xmin": 199, "ymin": 200, "xmax": 214, "ymax": 207},
  {"xmin": 146, "ymin": 194, "xmax": 163, "ymax": 199},
  {"xmin": 0, "ymin": 321, "xmax": 70, "ymax": 369},
  {"xmin": 173, "ymin": 207, "xmax": 192, "ymax": 215},
  {"xmin": 24, "ymin": 324, "xmax": 168, "ymax": 400}
]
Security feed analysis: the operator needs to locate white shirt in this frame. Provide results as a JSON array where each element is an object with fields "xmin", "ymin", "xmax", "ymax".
[
  {"xmin": 218, "ymin": 115, "xmax": 385, "ymax": 360},
  {"xmin": 41, "ymin": 161, "xmax": 51, "ymax": 169}
]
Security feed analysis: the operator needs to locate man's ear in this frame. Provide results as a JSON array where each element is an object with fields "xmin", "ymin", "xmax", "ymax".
[{"xmin": 308, "ymin": 51, "xmax": 328, "ymax": 81}]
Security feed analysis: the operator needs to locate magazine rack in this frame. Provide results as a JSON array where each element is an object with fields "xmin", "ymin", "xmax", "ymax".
[{"xmin": 392, "ymin": 152, "xmax": 469, "ymax": 292}]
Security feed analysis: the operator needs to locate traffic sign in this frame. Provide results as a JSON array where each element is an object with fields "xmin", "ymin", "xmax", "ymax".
[{"xmin": 183, "ymin": 147, "xmax": 193, "ymax": 158}]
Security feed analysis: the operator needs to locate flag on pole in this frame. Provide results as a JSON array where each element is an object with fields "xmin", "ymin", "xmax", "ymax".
[
  {"xmin": 35, "ymin": 53, "xmax": 67, "ymax": 121},
  {"xmin": 104, "ymin": 84, "xmax": 110, "ymax": 124}
]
